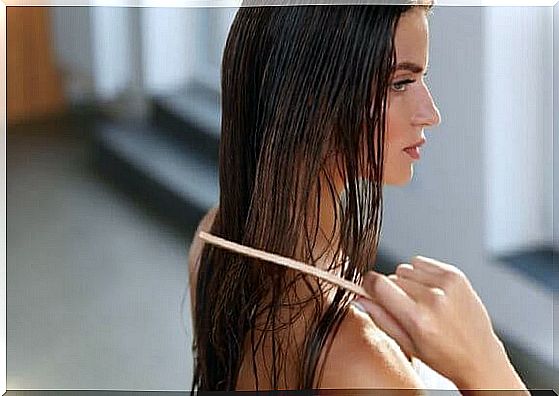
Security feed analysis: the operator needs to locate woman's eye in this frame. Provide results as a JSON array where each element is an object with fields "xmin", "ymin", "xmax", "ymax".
[{"xmin": 391, "ymin": 79, "xmax": 415, "ymax": 92}]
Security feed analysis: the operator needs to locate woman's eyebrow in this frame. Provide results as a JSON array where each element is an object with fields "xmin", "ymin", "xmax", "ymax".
[{"xmin": 394, "ymin": 61, "xmax": 426, "ymax": 74}]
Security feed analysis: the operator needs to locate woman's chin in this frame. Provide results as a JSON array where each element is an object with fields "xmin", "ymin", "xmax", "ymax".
[
  {"xmin": 361, "ymin": 168, "xmax": 414, "ymax": 186},
  {"xmin": 383, "ymin": 171, "xmax": 413, "ymax": 186}
]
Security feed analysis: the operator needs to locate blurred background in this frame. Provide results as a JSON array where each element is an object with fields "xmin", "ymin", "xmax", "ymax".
[{"xmin": 6, "ymin": 4, "xmax": 558, "ymax": 391}]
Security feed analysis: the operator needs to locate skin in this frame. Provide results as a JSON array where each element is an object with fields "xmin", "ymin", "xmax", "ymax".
[{"xmin": 382, "ymin": 7, "xmax": 441, "ymax": 186}]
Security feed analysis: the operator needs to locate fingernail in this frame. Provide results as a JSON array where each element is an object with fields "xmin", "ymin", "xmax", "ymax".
[{"xmin": 350, "ymin": 299, "xmax": 367, "ymax": 313}]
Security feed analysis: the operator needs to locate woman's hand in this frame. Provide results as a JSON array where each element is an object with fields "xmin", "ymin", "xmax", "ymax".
[{"xmin": 354, "ymin": 255, "xmax": 527, "ymax": 391}]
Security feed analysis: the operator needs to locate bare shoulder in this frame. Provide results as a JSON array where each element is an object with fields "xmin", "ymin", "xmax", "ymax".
[
  {"xmin": 188, "ymin": 206, "xmax": 218, "ymax": 288},
  {"xmin": 318, "ymin": 303, "xmax": 425, "ymax": 393}
]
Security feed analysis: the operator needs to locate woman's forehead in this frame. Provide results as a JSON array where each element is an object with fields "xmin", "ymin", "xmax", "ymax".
[{"xmin": 393, "ymin": 9, "xmax": 429, "ymax": 70}]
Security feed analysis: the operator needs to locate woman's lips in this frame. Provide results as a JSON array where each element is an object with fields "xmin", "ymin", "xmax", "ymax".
[
  {"xmin": 404, "ymin": 146, "xmax": 420, "ymax": 160},
  {"xmin": 403, "ymin": 138, "xmax": 425, "ymax": 160}
]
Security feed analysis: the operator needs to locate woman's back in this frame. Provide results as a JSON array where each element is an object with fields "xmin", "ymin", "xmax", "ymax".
[
  {"xmin": 188, "ymin": 208, "xmax": 427, "ymax": 392},
  {"xmin": 234, "ymin": 300, "xmax": 426, "ymax": 391}
]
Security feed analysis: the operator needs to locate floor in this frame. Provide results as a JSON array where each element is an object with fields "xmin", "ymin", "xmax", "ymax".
[{"xmin": 7, "ymin": 117, "xmax": 196, "ymax": 390}]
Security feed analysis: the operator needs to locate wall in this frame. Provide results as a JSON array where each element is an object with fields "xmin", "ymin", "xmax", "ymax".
[
  {"xmin": 51, "ymin": 7, "xmax": 95, "ymax": 104},
  {"xmin": 141, "ymin": 8, "xmax": 199, "ymax": 95},
  {"xmin": 51, "ymin": 7, "xmax": 202, "ymax": 106},
  {"xmin": 554, "ymin": 3, "xmax": 558, "ymax": 251},
  {"xmin": 485, "ymin": 6, "xmax": 553, "ymax": 254}
]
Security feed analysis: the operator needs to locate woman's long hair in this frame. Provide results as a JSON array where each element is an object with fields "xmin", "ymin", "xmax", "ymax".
[{"xmin": 192, "ymin": 4, "xmax": 429, "ymax": 391}]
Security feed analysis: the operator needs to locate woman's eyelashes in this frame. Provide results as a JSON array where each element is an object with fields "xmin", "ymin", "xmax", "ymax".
[
  {"xmin": 391, "ymin": 78, "xmax": 416, "ymax": 92},
  {"xmin": 390, "ymin": 73, "xmax": 428, "ymax": 92}
]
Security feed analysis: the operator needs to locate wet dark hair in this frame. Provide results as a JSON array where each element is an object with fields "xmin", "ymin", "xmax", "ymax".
[{"xmin": 192, "ymin": 4, "xmax": 431, "ymax": 392}]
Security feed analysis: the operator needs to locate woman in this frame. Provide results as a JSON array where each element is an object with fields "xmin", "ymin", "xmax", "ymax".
[{"xmin": 188, "ymin": 3, "xmax": 529, "ymax": 393}]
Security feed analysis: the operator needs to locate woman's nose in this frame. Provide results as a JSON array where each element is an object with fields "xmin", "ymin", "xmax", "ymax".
[{"xmin": 412, "ymin": 86, "xmax": 441, "ymax": 128}]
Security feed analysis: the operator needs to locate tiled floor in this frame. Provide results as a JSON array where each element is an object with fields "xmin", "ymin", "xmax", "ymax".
[{"xmin": 8, "ymin": 118, "xmax": 196, "ymax": 390}]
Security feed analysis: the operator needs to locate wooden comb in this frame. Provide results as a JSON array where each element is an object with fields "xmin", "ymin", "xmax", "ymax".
[{"xmin": 198, "ymin": 231, "xmax": 372, "ymax": 300}]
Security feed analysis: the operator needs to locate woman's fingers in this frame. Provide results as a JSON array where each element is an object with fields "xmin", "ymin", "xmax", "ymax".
[
  {"xmin": 387, "ymin": 274, "xmax": 443, "ymax": 303},
  {"xmin": 410, "ymin": 255, "xmax": 450, "ymax": 274},
  {"xmin": 362, "ymin": 272, "xmax": 417, "ymax": 331},
  {"xmin": 352, "ymin": 297, "xmax": 417, "ymax": 360},
  {"xmin": 395, "ymin": 263, "xmax": 443, "ymax": 289},
  {"xmin": 409, "ymin": 256, "xmax": 468, "ymax": 294}
]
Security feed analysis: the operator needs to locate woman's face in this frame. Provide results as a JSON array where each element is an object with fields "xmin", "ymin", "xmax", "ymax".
[{"xmin": 382, "ymin": 8, "xmax": 441, "ymax": 186}]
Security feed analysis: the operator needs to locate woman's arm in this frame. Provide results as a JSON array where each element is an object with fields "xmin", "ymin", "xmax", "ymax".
[
  {"xmin": 188, "ymin": 207, "xmax": 218, "ymax": 321},
  {"xmin": 452, "ymin": 337, "xmax": 528, "ymax": 396}
]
